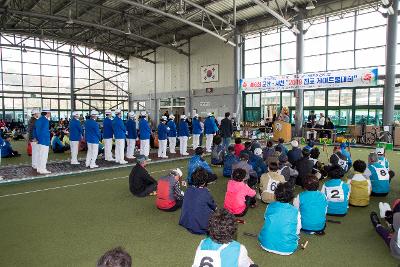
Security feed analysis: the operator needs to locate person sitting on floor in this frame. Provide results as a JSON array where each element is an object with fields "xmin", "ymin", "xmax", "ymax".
[
  {"xmin": 179, "ymin": 168, "xmax": 217, "ymax": 235},
  {"xmin": 224, "ymin": 168, "xmax": 257, "ymax": 217},
  {"xmin": 258, "ymin": 182, "xmax": 301, "ymax": 256},
  {"xmin": 260, "ymin": 161, "xmax": 286, "ymax": 204},
  {"xmin": 239, "ymin": 141, "xmax": 252, "ymax": 158},
  {"xmin": 211, "ymin": 135, "xmax": 225, "ymax": 166},
  {"xmin": 262, "ymin": 140, "xmax": 275, "ymax": 162},
  {"xmin": 275, "ymin": 138, "xmax": 288, "ymax": 155},
  {"xmin": 323, "ymin": 146, "xmax": 349, "ymax": 179},
  {"xmin": 0, "ymin": 134, "xmax": 21, "ymax": 158},
  {"xmin": 293, "ymin": 174, "xmax": 327, "ymax": 235},
  {"xmin": 156, "ymin": 168, "xmax": 184, "ymax": 212},
  {"xmin": 294, "ymin": 148, "xmax": 315, "ymax": 187},
  {"xmin": 349, "ymin": 159, "xmax": 371, "ymax": 207},
  {"xmin": 310, "ymin": 147, "xmax": 323, "ymax": 180},
  {"xmin": 364, "ymin": 152, "xmax": 390, "ymax": 197},
  {"xmin": 234, "ymin": 138, "xmax": 245, "ymax": 157},
  {"xmin": 278, "ymin": 154, "xmax": 298, "ymax": 187},
  {"xmin": 340, "ymin": 143, "xmax": 352, "ymax": 170},
  {"xmin": 370, "ymin": 200, "xmax": 400, "ymax": 260},
  {"xmin": 51, "ymin": 131, "xmax": 70, "ymax": 153},
  {"xmin": 304, "ymin": 140, "xmax": 315, "ymax": 152},
  {"xmin": 287, "ymin": 140, "xmax": 302, "ymax": 165},
  {"xmin": 128, "ymin": 155, "xmax": 157, "ymax": 197},
  {"xmin": 376, "ymin": 147, "xmax": 395, "ymax": 179},
  {"xmin": 192, "ymin": 208, "xmax": 257, "ymax": 267},
  {"xmin": 232, "ymin": 153, "xmax": 258, "ymax": 187},
  {"xmin": 97, "ymin": 247, "xmax": 132, "ymax": 267},
  {"xmin": 187, "ymin": 147, "xmax": 217, "ymax": 185},
  {"xmin": 223, "ymin": 145, "xmax": 239, "ymax": 178},
  {"xmin": 249, "ymin": 148, "xmax": 267, "ymax": 179},
  {"xmin": 321, "ymin": 171, "xmax": 350, "ymax": 217}
]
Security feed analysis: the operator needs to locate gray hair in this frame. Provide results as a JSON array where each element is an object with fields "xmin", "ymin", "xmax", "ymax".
[{"xmin": 368, "ymin": 152, "xmax": 378, "ymax": 163}]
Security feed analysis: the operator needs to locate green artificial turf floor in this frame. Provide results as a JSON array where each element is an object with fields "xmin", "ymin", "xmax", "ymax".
[{"xmin": 0, "ymin": 147, "xmax": 399, "ymax": 266}]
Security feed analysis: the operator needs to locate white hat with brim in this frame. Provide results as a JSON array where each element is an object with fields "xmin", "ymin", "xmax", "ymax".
[
  {"xmin": 72, "ymin": 111, "xmax": 80, "ymax": 117},
  {"xmin": 129, "ymin": 111, "xmax": 135, "ymax": 117},
  {"xmin": 90, "ymin": 110, "xmax": 99, "ymax": 116},
  {"xmin": 105, "ymin": 110, "xmax": 112, "ymax": 115},
  {"xmin": 114, "ymin": 109, "xmax": 121, "ymax": 114},
  {"xmin": 376, "ymin": 147, "xmax": 385, "ymax": 155}
]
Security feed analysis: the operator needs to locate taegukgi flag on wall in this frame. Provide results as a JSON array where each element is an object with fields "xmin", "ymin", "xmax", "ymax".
[
  {"xmin": 240, "ymin": 68, "xmax": 378, "ymax": 92},
  {"xmin": 201, "ymin": 64, "xmax": 219, "ymax": 83}
]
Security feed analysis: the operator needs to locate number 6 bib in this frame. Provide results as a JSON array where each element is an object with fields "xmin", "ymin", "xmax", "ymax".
[{"xmin": 192, "ymin": 242, "xmax": 229, "ymax": 267}]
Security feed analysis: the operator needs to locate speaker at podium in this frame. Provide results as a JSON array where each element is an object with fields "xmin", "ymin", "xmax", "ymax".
[{"xmin": 272, "ymin": 121, "xmax": 292, "ymax": 143}]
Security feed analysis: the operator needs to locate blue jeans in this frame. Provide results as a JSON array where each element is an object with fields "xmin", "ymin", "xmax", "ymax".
[{"xmin": 223, "ymin": 137, "xmax": 231, "ymax": 148}]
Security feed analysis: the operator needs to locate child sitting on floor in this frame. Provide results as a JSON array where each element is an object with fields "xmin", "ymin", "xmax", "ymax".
[
  {"xmin": 258, "ymin": 183, "xmax": 300, "ymax": 256},
  {"xmin": 349, "ymin": 160, "xmax": 371, "ymax": 207},
  {"xmin": 234, "ymin": 138, "xmax": 245, "ymax": 157},
  {"xmin": 179, "ymin": 168, "xmax": 217, "ymax": 235},
  {"xmin": 192, "ymin": 208, "xmax": 257, "ymax": 267},
  {"xmin": 249, "ymin": 148, "xmax": 267, "ymax": 179},
  {"xmin": 293, "ymin": 174, "xmax": 327, "ymax": 235},
  {"xmin": 211, "ymin": 135, "xmax": 225, "ymax": 166},
  {"xmin": 224, "ymin": 168, "xmax": 256, "ymax": 217},
  {"xmin": 321, "ymin": 171, "xmax": 350, "ymax": 216},
  {"xmin": 223, "ymin": 145, "xmax": 239, "ymax": 178},
  {"xmin": 259, "ymin": 162, "xmax": 286, "ymax": 204}
]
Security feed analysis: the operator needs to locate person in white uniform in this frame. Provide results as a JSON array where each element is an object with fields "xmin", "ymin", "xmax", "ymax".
[
  {"xmin": 139, "ymin": 111, "xmax": 152, "ymax": 160},
  {"xmin": 126, "ymin": 111, "xmax": 137, "ymax": 159},
  {"xmin": 157, "ymin": 116, "xmax": 169, "ymax": 158},
  {"xmin": 112, "ymin": 109, "xmax": 128, "ymax": 165},
  {"xmin": 167, "ymin": 114, "xmax": 177, "ymax": 154}
]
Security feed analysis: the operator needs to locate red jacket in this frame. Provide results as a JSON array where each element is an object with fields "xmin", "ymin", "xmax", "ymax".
[{"xmin": 156, "ymin": 175, "xmax": 176, "ymax": 209}]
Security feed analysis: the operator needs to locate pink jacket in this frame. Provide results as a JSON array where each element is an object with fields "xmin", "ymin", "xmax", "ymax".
[{"xmin": 224, "ymin": 180, "xmax": 256, "ymax": 215}]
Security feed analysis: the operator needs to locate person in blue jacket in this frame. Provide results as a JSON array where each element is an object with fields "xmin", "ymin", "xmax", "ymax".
[
  {"xmin": 103, "ymin": 110, "xmax": 115, "ymax": 162},
  {"xmin": 112, "ymin": 109, "xmax": 127, "ymax": 164},
  {"xmin": 192, "ymin": 114, "xmax": 202, "ymax": 150},
  {"xmin": 321, "ymin": 175, "xmax": 350, "ymax": 216},
  {"xmin": 340, "ymin": 143, "xmax": 352, "ymax": 170},
  {"xmin": 85, "ymin": 110, "xmax": 101, "ymax": 169},
  {"xmin": 179, "ymin": 168, "xmax": 217, "ymax": 235},
  {"xmin": 204, "ymin": 113, "xmax": 218, "ymax": 153},
  {"xmin": 167, "ymin": 114, "xmax": 177, "ymax": 154},
  {"xmin": 139, "ymin": 111, "xmax": 151, "ymax": 160},
  {"xmin": 158, "ymin": 116, "xmax": 169, "ymax": 158},
  {"xmin": 69, "ymin": 111, "xmax": 82, "ymax": 164},
  {"xmin": 126, "ymin": 111, "xmax": 137, "ymax": 159},
  {"xmin": 51, "ymin": 131, "xmax": 70, "ymax": 153},
  {"xmin": 34, "ymin": 108, "xmax": 51, "ymax": 174},
  {"xmin": 178, "ymin": 114, "xmax": 190, "ymax": 156},
  {"xmin": 0, "ymin": 134, "xmax": 20, "ymax": 158},
  {"xmin": 249, "ymin": 148, "xmax": 267, "ymax": 178},
  {"xmin": 187, "ymin": 147, "xmax": 217, "ymax": 185},
  {"xmin": 365, "ymin": 152, "xmax": 390, "ymax": 196},
  {"xmin": 258, "ymin": 182, "xmax": 301, "ymax": 255},
  {"xmin": 223, "ymin": 145, "xmax": 239, "ymax": 177},
  {"xmin": 293, "ymin": 174, "xmax": 328, "ymax": 235}
]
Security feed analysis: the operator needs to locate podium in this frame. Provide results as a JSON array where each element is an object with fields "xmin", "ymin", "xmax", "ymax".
[{"xmin": 272, "ymin": 121, "xmax": 292, "ymax": 143}]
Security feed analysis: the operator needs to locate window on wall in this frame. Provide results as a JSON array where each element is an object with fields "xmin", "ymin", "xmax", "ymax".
[
  {"xmin": 282, "ymin": 92, "xmax": 295, "ymax": 107},
  {"xmin": 246, "ymin": 93, "xmax": 261, "ymax": 107},
  {"xmin": 304, "ymin": 90, "xmax": 325, "ymax": 106}
]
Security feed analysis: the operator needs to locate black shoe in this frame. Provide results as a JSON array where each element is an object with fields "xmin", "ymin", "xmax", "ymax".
[{"xmin": 370, "ymin": 212, "xmax": 381, "ymax": 228}]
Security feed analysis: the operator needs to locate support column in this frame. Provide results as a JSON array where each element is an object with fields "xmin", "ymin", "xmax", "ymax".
[
  {"xmin": 383, "ymin": 0, "xmax": 398, "ymax": 126},
  {"xmin": 188, "ymin": 38, "xmax": 192, "ymax": 116},
  {"xmin": 154, "ymin": 49, "xmax": 159, "ymax": 128},
  {"xmin": 69, "ymin": 50, "xmax": 76, "ymax": 111},
  {"xmin": 295, "ymin": 12, "xmax": 304, "ymax": 137},
  {"xmin": 233, "ymin": 0, "xmax": 242, "ymax": 124}
]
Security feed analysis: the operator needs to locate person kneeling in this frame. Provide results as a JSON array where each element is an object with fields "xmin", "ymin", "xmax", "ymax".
[
  {"xmin": 129, "ymin": 155, "xmax": 157, "ymax": 197},
  {"xmin": 293, "ymin": 174, "xmax": 327, "ymax": 235},
  {"xmin": 224, "ymin": 168, "xmax": 256, "ymax": 217},
  {"xmin": 0, "ymin": 134, "xmax": 21, "ymax": 158},
  {"xmin": 156, "ymin": 168, "xmax": 184, "ymax": 212},
  {"xmin": 192, "ymin": 208, "xmax": 257, "ymax": 267},
  {"xmin": 258, "ymin": 183, "xmax": 301, "ymax": 256}
]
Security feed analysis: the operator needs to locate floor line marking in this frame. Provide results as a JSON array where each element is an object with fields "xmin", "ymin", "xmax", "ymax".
[{"xmin": 0, "ymin": 167, "xmax": 185, "ymax": 199}]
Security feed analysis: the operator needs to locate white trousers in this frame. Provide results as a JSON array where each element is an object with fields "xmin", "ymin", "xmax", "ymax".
[
  {"xmin": 168, "ymin": 137, "xmax": 176, "ymax": 153},
  {"xmin": 126, "ymin": 139, "xmax": 136, "ymax": 158},
  {"xmin": 115, "ymin": 139, "xmax": 126, "ymax": 163},
  {"xmin": 37, "ymin": 144, "xmax": 49, "ymax": 172},
  {"xmin": 104, "ymin": 138, "xmax": 114, "ymax": 161},
  {"xmin": 192, "ymin": 134, "xmax": 200, "ymax": 149},
  {"xmin": 70, "ymin": 141, "xmax": 79, "ymax": 163},
  {"xmin": 179, "ymin": 136, "xmax": 188, "ymax": 155},
  {"xmin": 86, "ymin": 143, "xmax": 99, "ymax": 168},
  {"xmin": 31, "ymin": 142, "xmax": 39, "ymax": 168},
  {"xmin": 206, "ymin": 134, "xmax": 214, "ymax": 152},
  {"xmin": 307, "ymin": 130, "xmax": 317, "ymax": 140},
  {"xmin": 140, "ymin": 139, "xmax": 150, "ymax": 157},
  {"xmin": 158, "ymin": 139, "xmax": 168, "ymax": 158}
]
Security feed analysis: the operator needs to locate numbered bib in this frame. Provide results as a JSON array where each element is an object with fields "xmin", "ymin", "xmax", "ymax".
[
  {"xmin": 326, "ymin": 185, "xmax": 344, "ymax": 202},
  {"xmin": 374, "ymin": 167, "xmax": 389, "ymax": 181},
  {"xmin": 264, "ymin": 177, "xmax": 280, "ymax": 194},
  {"xmin": 192, "ymin": 242, "xmax": 229, "ymax": 267},
  {"xmin": 337, "ymin": 156, "xmax": 348, "ymax": 171}
]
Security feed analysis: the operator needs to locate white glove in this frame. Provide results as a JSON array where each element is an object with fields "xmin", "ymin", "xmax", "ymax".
[
  {"xmin": 379, "ymin": 202, "xmax": 391, "ymax": 218},
  {"xmin": 167, "ymin": 127, "xmax": 170, "ymax": 131}
]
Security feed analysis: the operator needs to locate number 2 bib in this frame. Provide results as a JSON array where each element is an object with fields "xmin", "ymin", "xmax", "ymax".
[{"xmin": 326, "ymin": 184, "xmax": 344, "ymax": 202}]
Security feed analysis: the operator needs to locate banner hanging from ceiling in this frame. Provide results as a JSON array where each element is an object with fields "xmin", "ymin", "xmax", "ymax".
[{"xmin": 240, "ymin": 68, "xmax": 378, "ymax": 92}]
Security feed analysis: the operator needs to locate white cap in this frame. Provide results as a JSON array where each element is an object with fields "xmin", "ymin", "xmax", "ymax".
[
  {"xmin": 172, "ymin": 168, "xmax": 183, "ymax": 177},
  {"xmin": 193, "ymin": 114, "xmax": 199, "ymax": 118},
  {"xmin": 376, "ymin": 147, "xmax": 384, "ymax": 155},
  {"xmin": 31, "ymin": 108, "xmax": 40, "ymax": 115},
  {"xmin": 105, "ymin": 110, "xmax": 112, "ymax": 115},
  {"xmin": 161, "ymin": 116, "xmax": 168, "ymax": 121},
  {"xmin": 254, "ymin": 148, "xmax": 262, "ymax": 156},
  {"xmin": 208, "ymin": 113, "xmax": 213, "ymax": 117},
  {"xmin": 128, "ymin": 111, "xmax": 135, "ymax": 117},
  {"xmin": 181, "ymin": 114, "xmax": 186, "ymax": 120},
  {"xmin": 114, "ymin": 109, "xmax": 121, "ymax": 114},
  {"xmin": 90, "ymin": 110, "xmax": 99, "ymax": 116},
  {"xmin": 72, "ymin": 111, "xmax": 80, "ymax": 117},
  {"xmin": 140, "ymin": 111, "xmax": 147, "ymax": 116},
  {"xmin": 169, "ymin": 114, "xmax": 175, "ymax": 119},
  {"xmin": 42, "ymin": 108, "xmax": 51, "ymax": 113},
  {"xmin": 291, "ymin": 140, "xmax": 299, "ymax": 148}
]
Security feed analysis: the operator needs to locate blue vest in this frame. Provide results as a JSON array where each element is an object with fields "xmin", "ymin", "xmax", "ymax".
[
  {"xmin": 103, "ymin": 117, "xmax": 113, "ymax": 139},
  {"xmin": 126, "ymin": 119, "xmax": 137, "ymax": 139},
  {"xmin": 258, "ymin": 202, "xmax": 299, "ymax": 254},
  {"xmin": 85, "ymin": 118, "xmax": 101, "ymax": 144},
  {"xmin": 158, "ymin": 123, "xmax": 168, "ymax": 140},
  {"xmin": 69, "ymin": 118, "xmax": 82, "ymax": 141},
  {"xmin": 369, "ymin": 163, "xmax": 390, "ymax": 194},
  {"xmin": 139, "ymin": 118, "xmax": 151, "ymax": 140},
  {"xmin": 299, "ymin": 191, "xmax": 327, "ymax": 231},
  {"xmin": 323, "ymin": 179, "xmax": 350, "ymax": 215},
  {"xmin": 377, "ymin": 156, "xmax": 389, "ymax": 169},
  {"xmin": 167, "ymin": 120, "xmax": 177, "ymax": 137},
  {"xmin": 192, "ymin": 118, "xmax": 202, "ymax": 134},
  {"xmin": 34, "ymin": 116, "xmax": 50, "ymax": 146},
  {"xmin": 112, "ymin": 116, "xmax": 126, "ymax": 139},
  {"xmin": 196, "ymin": 238, "xmax": 242, "ymax": 267}
]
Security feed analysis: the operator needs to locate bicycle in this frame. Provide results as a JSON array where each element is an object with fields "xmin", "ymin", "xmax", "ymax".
[{"xmin": 361, "ymin": 126, "xmax": 392, "ymax": 145}]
